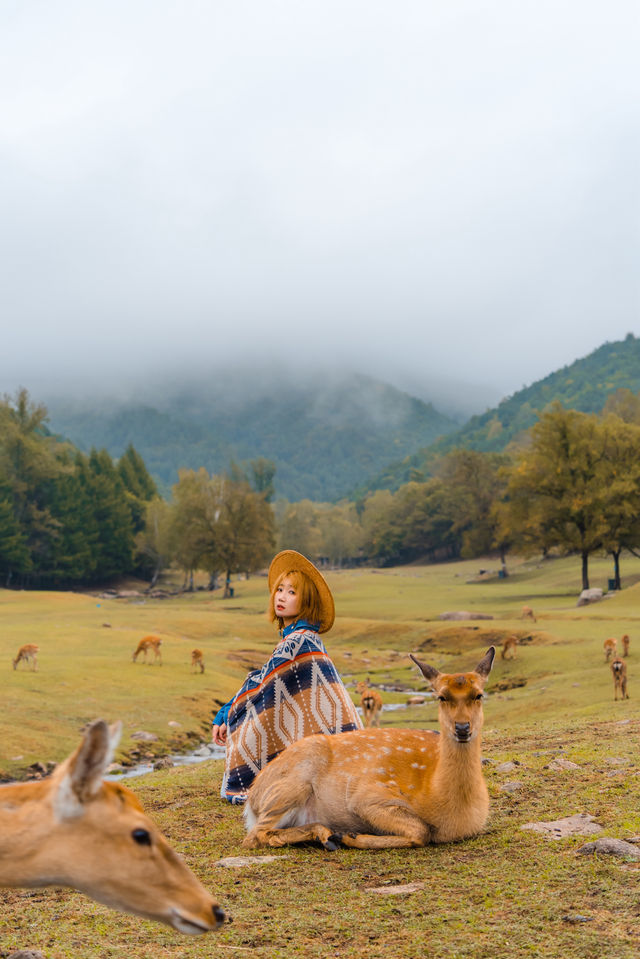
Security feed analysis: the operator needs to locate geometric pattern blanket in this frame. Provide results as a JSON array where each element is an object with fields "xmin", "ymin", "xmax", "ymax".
[{"xmin": 222, "ymin": 627, "xmax": 362, "ymax": 802}]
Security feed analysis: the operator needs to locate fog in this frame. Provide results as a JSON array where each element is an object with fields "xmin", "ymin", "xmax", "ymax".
[{"xmin": 1, "ymin": 1, "xmax": 638, "ymax": 417}]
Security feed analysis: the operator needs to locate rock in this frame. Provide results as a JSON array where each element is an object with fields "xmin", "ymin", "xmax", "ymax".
[
  {"xmin": 154, "ymin": 758, "xmax": 174, "ymax": 770},
  {"xmin": 562, "ymin": 914, "xmax": 594, "ymax": 923},
  {"xmin": 576, "ymin": 588, "xmax": 603, "ymax": 607},
  {"xmin": 130, "ymin": 731, "xmax": 158, "ymax": 742},
  {"xmin": 577, "ymin": 837, "xmax": 640, "ymax": 860},
  {"xmin": 366, "ymin": 882, "xmax": 425, "ymax": 895},
  {"xmin": 406, "ymin": 696, "xmax": 426, "ymax": 705},
  {"xmin": 439, "ymin": 611, "xmax": 494, "ymax": 621},
  {"xmin": 167, "ymin": 720, "xmax": 182, "ymax": 728},
  {"xmin": 521, "ymin": 812, "xmax": 602, "ymax": 839},
  {"xmin": 191, "ymin": 746, "xmax": 212, "ymax": 758},
  {"xmin": 116, "ymin": 590, "xmax": 142, "ymax": 598},
  {"xmin": 500, "ymin": 781, "xmax": 523, "ymax": 794},
  {"xmin": 214, "ymin": 855, "xmax": 285, "ymax": 868},
  {"xmin": 8, "ymin": 951, "xmax": 47, "ymax": 959},
  {"xmin": 546, "ymin": 758, "xmax": 580, "ymax": 770},
  {"xmin": 496, "ymin": 761, "xmax": 520, "ymax": 773},
  {"xmin": 106, "ymin": 763, "xmax": 126, "ymax": 774}
]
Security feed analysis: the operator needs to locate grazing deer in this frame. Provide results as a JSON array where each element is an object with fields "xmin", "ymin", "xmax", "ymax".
[
  {"xmin": 604, "ymin": 638, "xmax": 617, "ymax": 662},
  {"xmin": 622, "ymin": 634, "xmax": 630, "ymax": 657},
  {"xmin": 501, "ymin": 636, "xmax": 517, "ymax": 660},
  {"xmin": 355, "ymin": 680, "xmax": 383, "ymax": 728},
  {"xmin": 520, "ymin": 606, "xmax": 536, "ymax": 623},
  {"xmin": 243, "ymin": 647, "xmax": 495, "ymax": 850},
  {"xmin": 132, "ymin": 635, "xmax": 162, "ymax": 665},
  {"xmin": 611, "ymin": 658, "xmax": 629, "ymax": 701},
  {"xmin": 12, "ymin": 644, "xmax": 39, "ymax": 671},
  {"xmin": 191, "ymin": 649, "xmax": 205, "ymax": 673},
  {"xmin": 0, "ymin": 720, "xmax": 225, "ymax": 933}
]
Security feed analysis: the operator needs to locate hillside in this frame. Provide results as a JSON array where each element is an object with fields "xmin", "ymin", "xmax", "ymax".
[
  {"xmin": 44, "ymin": 372, "xmax": 458, "ymax": 502},
  {"xmin": 363, "ymin": 333, "xmax": 640, "ymax": 491}
]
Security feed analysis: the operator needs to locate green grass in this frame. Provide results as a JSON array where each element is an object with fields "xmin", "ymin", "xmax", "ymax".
[{"xmin": 1, "ymin": 554, "xmax": 640, "ymax": 957}]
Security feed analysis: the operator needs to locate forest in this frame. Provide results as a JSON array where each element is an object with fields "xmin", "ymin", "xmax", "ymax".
[{"xmin": 2, "ymin": 382, "xmax": 640, "ymax": 593}]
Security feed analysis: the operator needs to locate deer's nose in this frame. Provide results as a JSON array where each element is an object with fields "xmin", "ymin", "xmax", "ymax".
[
  {"xmin": 213, "ymin": 905, "xmax": 226, "ymax": 925},
  {"xmin": 455, "ymin": 722, "xmax": 471, "ymax": 741}
]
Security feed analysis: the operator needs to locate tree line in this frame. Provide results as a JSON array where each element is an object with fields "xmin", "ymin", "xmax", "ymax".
[{"xmin": 2, "ymin": 388, "xmax": 640, "ymax": 591}]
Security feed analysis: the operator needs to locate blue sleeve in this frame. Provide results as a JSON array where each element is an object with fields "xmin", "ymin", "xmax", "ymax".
[{"xmin": 212, "ymin": 701, "xmax": 232, "ymax": 727}]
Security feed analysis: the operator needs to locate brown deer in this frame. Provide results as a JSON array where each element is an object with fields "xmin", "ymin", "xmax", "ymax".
[
  {"xmin": 12, "ymin": 644, "xmax": 39, "ymax": 671},
  {"xmin": 243, "ymin": 647, "xmax": 495, "ymax": 850},
  {"xmin": 501, "ymin": 636, "xmax": 518, "ymax": 660},
  {"xmin": 355, "ymin": 680, "xmax": 383, "ymax": 728},
  {"xmin": 622, "ymin": 634, "xmax": 630, "ymax": 657},
  {"xmin": 191, "ymin": 649, "xmax": 205, "ymax": 673},
  {"xmin": 604, "ymin": 638, "xmax": 617, "ymax": 662},
  {"xmin": 611, "ymin": 658, "xmax": 629, "ymax": 701},
  {"xmin": 520, "ymin": 606, "xmax": 536, "ymax": 623},
  {"xmin": 132, "ymin": 635, "xmax": 162, "ymax": 665},
  {"xmin": 0, "ymin": 720, "xmax": 224, "ymax": 933}
]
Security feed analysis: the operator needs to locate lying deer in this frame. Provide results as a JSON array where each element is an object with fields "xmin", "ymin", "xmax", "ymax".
[
  {"xmin": 12, "ymin": 643, "xmax": 39, "ymax": 671},
  {"xmin": 604, "ymin": 638, "xmax": 617, "ymax": 662},
  {"xmin": 501, "ymin": 636, "xmax": 517, "ymax": 660},
  {"xmin": 243, "ymin": 647, "xmax": 495, "ymax": 850},
  {"xmin": 355, "ymin": 680, "xmax": 383, "ymax": 728},
  {"xmin": 0, "ymin": 720, "xmax": 224, "ymax": 934},
  {"xmin": 622, "ymin": 634, "xmax": 630, "ymax": 657},
  {"xmin": 520, "ymin": 606, "xmax": 536, "ymax": 623},
  {"xmin": 191, "ymin": 649, "xmax": 205, "ymax": 673},
  {"xmin": 132, "ymin": 635, "xmax": 162, "ymax": 665},
  {"xmin": 611, "ymin": 658, "xmax": 629, "ymax": 701}
]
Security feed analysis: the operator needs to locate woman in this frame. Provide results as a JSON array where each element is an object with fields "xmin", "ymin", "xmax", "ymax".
[{"xmin": 212, "ymin": 550, "xmax": 361, "ymax": 803}]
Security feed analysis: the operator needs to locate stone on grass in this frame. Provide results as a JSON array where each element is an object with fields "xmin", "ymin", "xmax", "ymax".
[
  {"xmin": 521, "ymin": 813, "xmax": 602, "ymax": 839},
  {"xmin": 214, "ymin": 855, "xmax": 285, "ymax": 868},
  {"xmin": 496, "ymin": 761, "xmax": 520, "ymax": 774},
  {"xmin": 8, "ymin": 951, "xmax": 47, "ymax": 959},
  {"xmin": 577, "ymin": 837, "xmax": 640, "ymax": 860},
  {"xmin": 546, "ymin": 758, "xmax": 580, "ymax": 771},
  {"xmin": 130, "ymin": 730, "xmax": 158, "ymax": 742},
  {"xmin": 439, "ymin": 611, "xmax": 494, "ymax": 621},
  {"xmin": 500, "ymin": 781, "xmax": 523, "ymax": 794},
  {"xmin": 366, "ymin": 882, "xmax": 425, "ymax": 895},
  {"xmin": 576, "ymin": 588, "xmax": 603, "ymax": 606}
]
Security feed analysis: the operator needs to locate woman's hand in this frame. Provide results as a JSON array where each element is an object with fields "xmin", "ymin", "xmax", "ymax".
[{"xmin": 212, "ymin": 722, "xmax": 228, "ymax": 746}]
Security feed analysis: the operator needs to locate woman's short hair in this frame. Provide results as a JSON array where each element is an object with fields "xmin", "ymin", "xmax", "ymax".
[{"xmin": 269, "ymin": 568, "xmax": 323, "ymax": 630}]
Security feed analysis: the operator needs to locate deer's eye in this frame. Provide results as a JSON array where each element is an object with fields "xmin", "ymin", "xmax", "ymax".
[
  {"xmin": 131, "ymin": 828, "xmax": 152, "ymax": 846},
  {"xmin": 438, "ymin": 695, "xmax": 447, "ymax": 703},
  {"xmin": 475, "ymin": 694, "xmax": 483, "ymax": 701}
]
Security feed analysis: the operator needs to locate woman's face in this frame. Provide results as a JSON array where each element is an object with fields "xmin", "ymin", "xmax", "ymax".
[{"xmin": 274, "ymin": 577, "xmax": 301, "ymax": 626}]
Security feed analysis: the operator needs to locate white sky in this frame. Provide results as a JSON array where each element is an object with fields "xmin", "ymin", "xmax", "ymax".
[{"xmin": 1, "ymin": 0, "xmax": 638, "ymax": 411}]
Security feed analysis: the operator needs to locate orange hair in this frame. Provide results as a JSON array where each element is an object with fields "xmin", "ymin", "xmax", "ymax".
[{"xmin": 269, "ymin": 569, "xmax": 323, "ymax": 631}]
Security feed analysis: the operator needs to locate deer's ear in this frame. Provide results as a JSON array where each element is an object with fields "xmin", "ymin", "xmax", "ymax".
[
  {"xmin": 409, "ymin": 653, "xmax": 440, "ymax": 685},
  {"xmin": 54, "ymin": 720, "xmax": 122, "ymax": 820},
  {"xmin": 475, "ymin": 647, "xmax": 495, "ymax": 680}
]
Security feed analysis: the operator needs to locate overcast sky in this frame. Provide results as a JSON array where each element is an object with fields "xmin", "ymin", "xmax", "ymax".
[{"xmin": 1, "ymin": 0, "xmax": 638, "ymax": 413}]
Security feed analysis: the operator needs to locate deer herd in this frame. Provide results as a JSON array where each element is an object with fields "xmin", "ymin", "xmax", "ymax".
[{"xmin": 4, "ymin": 599, "xmax": 633, "ymax": 943}]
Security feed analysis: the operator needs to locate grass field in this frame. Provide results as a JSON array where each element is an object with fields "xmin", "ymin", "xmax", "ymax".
[{"xmin": 1, "ymin": 553, "xmax": 640, "ymax": 958}]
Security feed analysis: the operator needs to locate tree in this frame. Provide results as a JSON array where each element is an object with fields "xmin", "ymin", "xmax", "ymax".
[
  {"xmin": 504, "ymin": 405, "xmax": 611, "ymax": 590},
  {"xmin": 135, "ymin": 497, "xmax": 174, "ymax": 588},
  {"xmin": 216, "ymin": 471, "xmax": 275, "ymax": 595},
  {"xmin": 597, "ymin": 415, "xmax": 640, "ymax": 588}
]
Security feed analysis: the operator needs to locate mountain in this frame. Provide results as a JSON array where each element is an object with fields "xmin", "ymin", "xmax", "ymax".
[
  {"xmin": 44, "ymin": 372, "xmax": 458, "ymax": 502},
  {"xmin": 362, "ymin": 334, "xmax": 640, "ymax": 491}
]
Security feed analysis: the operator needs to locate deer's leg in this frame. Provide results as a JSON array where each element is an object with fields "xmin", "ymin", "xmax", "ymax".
[
  {"xmin": 332, "ymin": 802, "xmax": 431, "ymax": 849},
  {"xmin": 245, "ymin": 822, "xmax": 338, "ymax": 850}
]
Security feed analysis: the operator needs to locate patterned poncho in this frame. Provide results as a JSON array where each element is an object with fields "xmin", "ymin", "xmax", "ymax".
[{"xmin": 220, "ymin": 621, "xmax": 362, "ymax": 802}]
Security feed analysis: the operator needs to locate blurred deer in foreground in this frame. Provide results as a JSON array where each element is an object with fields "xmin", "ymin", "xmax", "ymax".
[
  {"xmin": 622, "ymin": 634, "xmax": 630, "ymax": 657},
  {"xmin": 0, "ymin": 720, "xmax": 224, "ymax": 933},
  {"xmin": 132, "ymin": 635, "xmax": 162, "ymax": 665},
  {"xmin": 501, "ymin": 636, "xmax": 517, "ymax": 660},
  {"xmin": 243, "ymin": 647, "xmax": 495, "ymax": 850},
  {"xmin": 191, "ymin": 649, "xmax": 205, "ymax": 673},
  {"xmin": 520, "ymin": 606, "xmax": 536, "ymax": 623},
  {"xmin": 604, "ymin": 638, "xmax": 617, "ymax": 662},
  {"xmin": 611, "ymin": 658, "xmax": 629, "ymax": 701},
  {"xmin": 12, "ymin": 644, "xmax": 39, "ymax": 671},
  {"xmin": 355, "ymin": 680, "xmax": 382, "ymax": 727}
]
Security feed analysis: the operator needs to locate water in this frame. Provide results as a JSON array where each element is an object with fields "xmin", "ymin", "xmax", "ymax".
[{"xmin": 105, "ymin": 743, "xmax": 226, "ymax": 782}]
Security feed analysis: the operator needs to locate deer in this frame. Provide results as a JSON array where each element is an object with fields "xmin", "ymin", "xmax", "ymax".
[
  {"xmin": 604, "ymin": 638, "xmax": 617, "ymax": 662},
  {"xmin": 191, "ymin": 649, "xmax": 205, "ymax": 673},
  {"xmin": 355, "ymin": 680, "xmax": 383, "ymax": 728},
  {"xmin": 501, "ymin": 636, "xmax": 518, "ymax": 660},
  {"xmin": 132, "ymin": 635, "xmax": 162, "ymax": 665},
  {"xmin": 243, "ymin": 647, "xmax": 495, "ymax": 850},
  {"xmin": 0, "ymin": 720, "xmax": 225, "ymax": 934},
  {"xmin": 611, "ymin": 658, "xmax": 629, "ymax": 701},
  {"xmin": 621, "ymin": 634, "xmax": 630, "ymax": 657},
  {"xmin": 12, "ymin": 644, "xmax": 39, "ymax": 671},
  {"xmin": 520, "ymin": 606, "xmax": 536, "ymax": 623}
]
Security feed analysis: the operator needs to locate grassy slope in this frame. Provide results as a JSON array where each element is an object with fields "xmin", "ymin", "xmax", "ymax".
[{"xmin": 1, "ymin": 554, "xmax": 640, "ymax": 958}]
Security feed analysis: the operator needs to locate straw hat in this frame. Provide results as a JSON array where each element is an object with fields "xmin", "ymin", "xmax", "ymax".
[{"xmin": 268, "ymin": 550, "xmax": 335, "ymax": 633}]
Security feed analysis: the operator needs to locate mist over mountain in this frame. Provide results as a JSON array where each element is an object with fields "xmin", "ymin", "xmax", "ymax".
[{"xmin": 44, "ymin": 369, "xmax": 458, "ymax": 502}]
